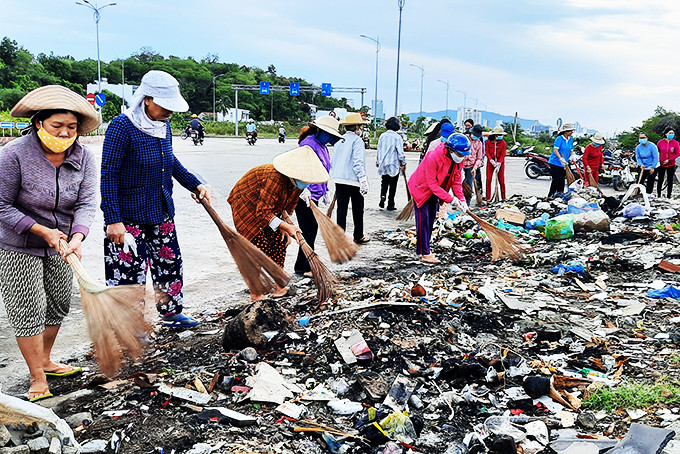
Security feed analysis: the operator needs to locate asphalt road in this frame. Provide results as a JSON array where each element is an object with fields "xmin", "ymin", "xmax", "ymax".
[{"xmin": 0, "ymin": 136, "xmax": 604, "ymax": 395}]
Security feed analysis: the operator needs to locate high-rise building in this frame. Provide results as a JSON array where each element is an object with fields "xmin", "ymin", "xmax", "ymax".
[
  {"xmin": 456, "ymin": 107, "xmax": 482, "ymax": 129},
  {"xmin": 372, "ymin": 99, "xmax": 384, "ymax": 121}
]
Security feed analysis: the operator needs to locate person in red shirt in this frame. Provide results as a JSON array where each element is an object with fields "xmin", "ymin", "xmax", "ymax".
[
  {"xmin": 581, "ymin": 132, "xmax": 605, "ymax": 185},
  {"xmin": 485, "ymin": 126, "xmax": 507, "ymax": 200},
  {"xmin": 656, "ymin": 128, "xmax": 680, "ymax": 198}
]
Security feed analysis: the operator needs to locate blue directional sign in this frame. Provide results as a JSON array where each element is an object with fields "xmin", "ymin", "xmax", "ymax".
[
  {"xmin": 15, "ymin": 122, "xmax": 29, "ymax": 129},
  {"xmin": 0, "ymin": 122, "xmax": 14, "ymax": 129},
  {"xmin": 321, "ymin": 83, "xmax": 332, "ymax": 97},
  {"xmin": 290, "ymin": 82, "xmax": 300, "ymax": 96},
  {"xmin": 259, "ymin": 81, "xmax": 270, "ymax": 95},
  {"xmin": 95, "ymin": 93, "xmax": 107, "ymax": 107}
]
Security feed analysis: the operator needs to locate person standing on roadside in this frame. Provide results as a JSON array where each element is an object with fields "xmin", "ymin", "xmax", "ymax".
[
  {"xmin": 485, "ymin": 126, "xmax": 507, "ymax": 200},
  {"xmin": 581, "ymin": 132, "xmax": 605, "ymax": 186},
  {"xmin": 547, "ymin": 123, "xmax": 575, "ymax": 197},
  {"xmin": 101, "ymin": 70, "xmax": 210, "ymax": 330},
  {"xmin": 656, "ymin": 129, "xmax": 679, "ymax": 198},
  {"xmin": 0, "ymin": 85, "xmax": 100, "ymax": 401},
  {"xmin": 376, "ymin": 117, "xmax": 406, "ymax": 211},
  {"xmin": 293, "ymin": 116, "xmax": 343, "ymax": 276},
  {"xmin": 420, "ymin": 119, "xmax": 453, "ymax": 163},
  {"xmin": 635, "ymin": 132, "xmax": 659, "ymax": 195},
  {"xmin": 331, "ymin": 113, "xmax": 371, "ymax": 244},
  {"xmin": 463, "ymin": 124, "xmax": 484, "ymax": 205}
]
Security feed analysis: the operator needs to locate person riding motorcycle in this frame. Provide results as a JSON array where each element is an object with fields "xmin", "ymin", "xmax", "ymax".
[
  {"xmin": 246, "ymin": 119, "xmax": 258, "ymax": 139},
  {"xmin": 189, "ymin": 114, "xmax": 205, "ymax": 140},
  {"xmin": 278, "ymin": 125, "xmax": 286, "ymax": 141}
]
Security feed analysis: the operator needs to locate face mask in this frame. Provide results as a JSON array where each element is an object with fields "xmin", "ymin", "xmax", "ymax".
[
  {"xmin": 639, "ymin": 139, "xmax": 647, "ymax": 145},
  {"xmin": 496, "ymin": 136, "xmax": 504, "ymax": 141},
  {"xmin": 450, "ymin": 152, "xmax": 465, "ymax": 163},
  {"xmin": 37, "ymin": 124, "xmax": 77, "ymax": 153},
  {"xmin": 472, "ymin": 136, "xmax": 480, "ymax": 141},
  {"xmin": 593, "ymin": 143, "xmax": 601, "ymax": 147},
  {"xmin": 295, "ymin": 179, "xmax": 310, "ymax": 189},
  {"xmin": 668, "ymin": 134, "xmax": 675, "ymax": 140}
]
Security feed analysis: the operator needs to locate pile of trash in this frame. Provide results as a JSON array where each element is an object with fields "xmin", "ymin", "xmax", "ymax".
[{"xmin": 2, "ymin": 188, "xmax": 680, "ymax": 454}]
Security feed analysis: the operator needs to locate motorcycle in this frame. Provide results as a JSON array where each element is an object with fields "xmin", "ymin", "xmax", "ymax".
[
  {"xmin": 509, "ymin": 143, "xmax": 535, "ymax": 157},
  {"xmin": 180, "ymin": 127, "xmax": 190, "ymax": 140},
  {"xmin": 278, "ymin": 133, "xmax": 286, "ymax": 143},
  {"xmin": 598, "ymin": 152, "xmax": 635, "ymax": 191},
  {"xmin": 190, "ymin": 129, "xmax": 203, "ymax": 146},
  {"xmin": 246, "ymin": 132, "xmax": 257, "ymax": 146},
  {"xmin": 524, "ymin": 151, "xmax": 551, "ymax": 179}
]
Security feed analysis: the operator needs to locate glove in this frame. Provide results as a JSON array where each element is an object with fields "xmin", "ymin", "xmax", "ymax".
[
  {"xmin": 452, "ymin": 198, "xmax": 468, "ymax": 213},
  {"xmin": 490, "ymin": 160, "xmax": 497, "ymax": 168},
  {"xmin": 359, "ymin": 178, "xmax": 369, "ymax": 195},
  {"xmin": 322, "ymin": 191, "xmax": 332, "ymax": 206},
  {"xmin": 494, "ymin": 162, "xmax": 502, "ymax": 170},
  {"xmin": 123, "ymin": 232, "xmax": 137, "ymax": 256},
  {"xmin": 299, "ymin": 188, "xmax": 312, "ymax": 207}
]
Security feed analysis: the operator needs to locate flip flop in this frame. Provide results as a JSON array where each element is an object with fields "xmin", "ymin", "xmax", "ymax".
[
  {"xmin": 45, "ymin": 365, "xmax": 82, "ymax": 377},
  {"xmin": 162, "ymin": 313, "xmax": 200, "ymax": 329},
  {"xmin": 28, "ymin": 390, "xmax": 53, "ymax": 402}
]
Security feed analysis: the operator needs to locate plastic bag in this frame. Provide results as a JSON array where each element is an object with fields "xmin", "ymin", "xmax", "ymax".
[
  {"xmin": 545, "ymin": 214, "xmax": 574, "ymax": 240},
  {"xmin": 551, "ymin": 261, "xmax": 586, "ymax": 276},
  {"xmin": 567, "ymin": 201, "xmax": 600, "ymax": 214},
  {"xmin": 379, "ymin": 411, "xmax": 417, "ymax": 442},
  {"xmin": 572, "ymin": 210, "xmax": 610, "ymax": 232},
  {"xmin": 647, "ymin": 286, "xmax": 680, "ymax": 299},
  {"xmin": 623, "ymin": 202, "xmax": 646, "ymax": 218},
  {"xmin": 525, "ymin": 213, "xmax": 550, "ymax": 230}
]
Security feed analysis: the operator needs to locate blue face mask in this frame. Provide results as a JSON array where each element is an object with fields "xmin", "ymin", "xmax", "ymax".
[
  {"xmin": 668, "ymin": 134, "xmax": 675, "ymax": 140},
  {"xmin": 295, "ymin": 180, "xmax": 310, "ymax": 189},
  {"xmin": 472, "ymin": 136, "xmax": 480, "ymax": 141},
  {"xmin": 315, "ymin": 130, "xmax": 339, "ymax": 146},
  {"xmin": 593, "ymin": 143, "xmax": 601, "ymax": 147},
  {"xmin": 639, "ymin": 138, "xmax": 647, "ymax": 145}
]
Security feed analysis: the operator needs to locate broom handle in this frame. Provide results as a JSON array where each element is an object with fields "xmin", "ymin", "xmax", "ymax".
[
  {"xmin": 282, "ymin": 211, "xmax": 306, "ymax": 246},
  {"xmin": 198, "ymin": 197, "xmax": 237, "ymax": 240},
  {"xmin": 326, "ymin": 194, "xmax": 337, "ymax": 217},
  {"xmin": 402, "ymin": 170, "xmax": 412, "ymax": 201},
  {"xmin": 58, "ymin": 238, "xmax": 91, "ymax": 283}
]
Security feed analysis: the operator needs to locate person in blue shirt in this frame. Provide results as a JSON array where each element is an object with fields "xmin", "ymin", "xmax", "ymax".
[
  {"xmin": 547, "ymin": 123, "xmax": 575, "ymax": 197},
  {"xmin": 246, "ymin": 119, "xmax": 257, "ymax": 137},
  {"xmin": 189, "ymin": 114, "xmax": 204, "ymax": 140},
  {"xmin": 101, "ymin": 70, "xmax": 210, "ymax": 329},
  {"xmin": 635, "ymin": 132, "xmax": 660, "ymax": 195}
]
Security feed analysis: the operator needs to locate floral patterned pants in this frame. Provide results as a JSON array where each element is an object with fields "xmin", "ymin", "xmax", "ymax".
[{"xmin": 104, "ymin": 219, "xmax": 184, "ymax": 316}]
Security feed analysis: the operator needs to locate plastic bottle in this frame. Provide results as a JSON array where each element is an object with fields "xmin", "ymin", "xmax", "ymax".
[{"xmin": 579, "ymin": 368, "xmax": 607, "ymax": 379}]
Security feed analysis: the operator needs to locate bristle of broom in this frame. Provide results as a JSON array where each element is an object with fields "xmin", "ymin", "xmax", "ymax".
[
  {"xmin": 396, "ymin": 200, "xmax": 415, "ymax": 221},
  {"xmin": 200, "ymin": 199, "xmax": 291, "ymax": 293},
  {"xmin": 310, "ymin": 203, "xmax": 359, "ymax": 263},
  {"xmin": 588, "ymin": 171, "xmax": 598, "ymax": 188},
  {"xmin": 467, "ymin": 211, "xmax": 531, "ymax": 262},
  {"xmin": 565, "ymin": 166, "xmax": 576, "ymax": 185}
]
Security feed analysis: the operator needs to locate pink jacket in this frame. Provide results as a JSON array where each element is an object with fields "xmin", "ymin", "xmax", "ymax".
[
  {"xmin": 408, "ymin": 142, "xmax": 465, "ymax": 208},
  {"xmin": 463, "ymin": 139, "xmax": 484, "ymax": 169},
  {"xmin": 657, "ymin": 138, "xmax": 680, "ymax": 167}
]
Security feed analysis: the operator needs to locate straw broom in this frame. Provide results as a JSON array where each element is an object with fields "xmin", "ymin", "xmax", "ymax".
[
  {"xmin": 554, "ymin": 150, "xmax": 576, "ymax": 185},
  {"xmin": 465, "ymin": 211, "xmax": 531, "ymax": 262},
  {"xmin": 490, "ymin": 167, "xmax": 501, "ymax": 203},
  {"xmin": 396, "ymin": 171, "xmax": 415, "ymax": 221},
  {"xmin": 199, "ymin": 198, "xmax": 290, "ymax": 295},
  {"xmin": 58, "ymin": 239, "xmax": 149, "ymax": 377},
  {"xmin": 310, "ymin": 202, "xmax": 359, "ymax": 263},
  {"xmin": 283, "ymin": 211, "xmax": 338, "ymax": 302},
  {"xmin": 473, "ymin": 169, "xmax": 483, "ymax": 206}
]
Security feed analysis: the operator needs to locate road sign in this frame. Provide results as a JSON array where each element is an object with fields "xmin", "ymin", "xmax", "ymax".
[
  {"xmin": 259, "ymin": 82, "xmax": 270, "ymax": 95},
  {"xmin": 0, "ymin": 122, "xmax": 14, "ymax": 129},
  {"xmin": 95, "ymin": 93, "xmax": 107, "ymax": 107},
  {"xmin": 290, "ymin": 82, "xmax": 300, "ymax": 96},
  {"xmin": 86, "ymin": 93, "xmax": 95, "ymax": 106},
  {"xmin": 15, "ymin": 122, "xmax": 29, "ymax": 129},
  {"xmin": 321, "ymin": 83, "xmax": 332, "ymax": 97}
]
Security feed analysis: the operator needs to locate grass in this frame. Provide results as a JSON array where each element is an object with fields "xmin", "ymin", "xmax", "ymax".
[
  {"xmin": 670, "ymin": 353, "xmax": 680, "ymax": 366},
  {"xmin": 583, "ymin": 378, "xmax": 680, "ymax": 411}
]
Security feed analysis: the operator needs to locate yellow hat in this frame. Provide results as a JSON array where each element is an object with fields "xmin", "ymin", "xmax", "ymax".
[
  {"xmin": 340, "ymin": 112, "xmax": 369, "ymax": 125},
  {"xmin": 272, "ymin": 146, "xmax": 330, "ymax": 183}
]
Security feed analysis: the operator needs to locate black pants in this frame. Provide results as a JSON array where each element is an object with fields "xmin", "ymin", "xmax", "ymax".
[
  {"xmin": 380, "ymin": 175, "xmax": 399, "ymax": 209},
  {"xmin": 293, "ymin": 200, "xmax": 318, "ymax": 274},
  {"xmin": 656, "ymin": 165, "xmax": 676, "ymax": 198},
  {"xmin": 336, "ymin": 183, "xmax": 364, "ymax": 241},
  {"xmin": 639, "ymin": 168, "xmax": 657, "ymax": 194},
  {"xmin": 548, "ymin": 164, "xmax": 566, "ymax": 197}
]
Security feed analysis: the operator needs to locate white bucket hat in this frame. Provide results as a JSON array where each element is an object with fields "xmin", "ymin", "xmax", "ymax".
[
  {"xmin": 490, "ymin": 126, "xmax": 506, "ymax": 135},
  {"xmin": 11, "ymin": 85, "xmax": 101, "ymax": 134},
  {"xmin": 135, "ymin": 70, "xmax": 189, "ymax": 112},
  {"xmin": 558, "ymin": 123, "xmax": 575, "ymax": 134},
  {"xmin": 591, "ymin": 132, "xmax": 605, "ymax": 145},
  {"xmin": 311, "ymin": 115, "xmax": 343, "ymax": 139},
  {"xmin": 272, "ymin": 146, "xmax": 329, "ymax": 184}
]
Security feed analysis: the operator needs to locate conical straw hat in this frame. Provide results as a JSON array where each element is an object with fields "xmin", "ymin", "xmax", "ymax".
[
  {"xmin": 11, "ymin": 85, "xmax": 101, "ymax": 134},
  {"xmin": 272, "ymin": 145, "xmax": 329, "ymax": 184}
]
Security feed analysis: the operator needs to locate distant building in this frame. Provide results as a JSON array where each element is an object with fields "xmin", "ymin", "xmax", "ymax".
[
  {"xmin": 456, "ymin": 107, "xmax": 482, "ymax": 129},
  {"xmin": 372, "ymin": 99, "xmax": 384, "ymax": 121},
  {"xmin": 86, "ymin": 78, "xmax": 136, "ymax": 105},
  {"xmin": 528, "ymin": 120, "xmax": 554, "ymax": 137},
  {"xmin": 216, "ymin": 108, "xmax": 250, "ymax": 123}
]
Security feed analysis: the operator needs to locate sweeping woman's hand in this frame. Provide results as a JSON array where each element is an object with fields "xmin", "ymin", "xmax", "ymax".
[
  {"xmin": 62, "ymin": 233, "xmax": 84, "ymax": 260},
  {"xmin": 30, "ymin": 224, "xmax": 67, "ymax": 250},
  {"xmin": 106, "ymin": 222, "xmax": 127, "ymax": 244},
  {"xmin": 192, "ymin": 184, "xmax": 211, "ymax": 204},
  {"xmin": 278, "ymin": 222, "xmax": 301, "ymax": 246}
]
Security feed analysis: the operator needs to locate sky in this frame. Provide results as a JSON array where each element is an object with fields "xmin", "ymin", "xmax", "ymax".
[{"xmin": 1, "ymin": 0, "xmax": 678, "ymax": 135}]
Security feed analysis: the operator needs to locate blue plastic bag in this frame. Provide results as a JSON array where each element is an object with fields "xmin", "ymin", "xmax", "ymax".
[
  {"xmin": 647, "ymin": 286, "xmax": 680, "ymax": 299},
  {"xmin": 525, "ymin": 213, "xmax": 550, "ymax": 230},
  {"xmin": 551, "ymin": 262, "xmax": 586, "ymax": 276},
  {"xmin": 623, "ymin": 203, "xmax": 646, "ymax": 218}
]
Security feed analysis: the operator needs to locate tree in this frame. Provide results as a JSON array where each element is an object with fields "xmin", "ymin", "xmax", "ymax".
[{"xmin": 617, "ymin": 106, "xmax": 680, "ymax": 151}]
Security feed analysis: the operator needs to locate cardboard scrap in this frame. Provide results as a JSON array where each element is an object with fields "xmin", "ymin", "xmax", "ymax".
[
  {"xmin": 334, "ymin": 330, "xmax": 370, "ymax": 364},
  {"xmin": 245, "ymin": 362, "xmax": 304, "ymax": 405},
  {"xmin": 157, "ymin": 383, "xmax": 211, "ymax": 405},
  {"xmin": 659, "ymin": 260, "xmax": 680, "ymax": 273},
  {"xmin": 496, "ymin": 207, "xmax": 526, "ymax": 225}
]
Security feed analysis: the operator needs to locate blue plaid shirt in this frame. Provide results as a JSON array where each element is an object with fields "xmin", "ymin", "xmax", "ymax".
[{"xmin": 101, "ymin": 115, "xmax": 202, "ymax": 225}]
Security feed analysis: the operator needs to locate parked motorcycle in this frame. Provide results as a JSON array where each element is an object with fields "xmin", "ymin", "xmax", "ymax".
[
  {"xmin": 246, "ymin": 132, "xmax": 257, "ymax": 146},
  {"xmin": 190, "ymin": 129, "xmax": 203, "ymax": 146},
  {"xmin": 509, "ymin": 143, "xmax": 535, "ymax": 157},
  {"xmin": 598, "ymin": 151, "xmax": 636, "ymax": 191},
  {"xmin": 524, "ymin": 151, "xmax": 551, "ymax": 179}
]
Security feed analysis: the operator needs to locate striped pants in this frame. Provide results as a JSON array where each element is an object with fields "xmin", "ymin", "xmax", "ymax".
[
  {"xmin": 0, "ymin": 249, "xmax": 73, "ymax": 337},
  {"xmin": 414, "ymin": 197, "xmax": 439, "ymax": 256}
]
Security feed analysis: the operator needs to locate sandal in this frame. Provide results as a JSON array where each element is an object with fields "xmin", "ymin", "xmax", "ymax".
[
  {"xmin": 355, "ymin": 236, "xmax": 371, "ymax": 244},
  {"xmin": 44, "ymin": 364, "xmax": 82, "ymax": 377},
  {"xmin": 27, "ymin": 388, "xmax": 53, "ymax": 402},
  {"xmin": 162, "ymin": 313, "xmax": 200, "ymax": 328}
]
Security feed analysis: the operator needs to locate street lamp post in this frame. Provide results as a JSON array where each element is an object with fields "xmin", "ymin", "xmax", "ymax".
[
  {"xmin": 409, "ymin": 64, "xmax": 424, "ymax": 121},
  {"xmin": 457, "ymin": 89, "xmax": 467, "ymax": 128},
  {"xmin": 213, "ymin": 73, "xmax": 225, "ymax": 120},
  {"xmin": 76, "ymin": 1, "xmax": 116, "ymax": 94},
  {"xmin": 121, "ymin": 59, "xmax": 125, "ymax": 113},
  {"xmin": 437, "ymin": 79, "xmax": 449, "ymax": 119},
  {"xmin": 360, "ymin": 34, "xmax": 380, "ymax": 139},
  {"xmin": 394, "ymin": 0, "xmax": 406, "ymax": 116}
]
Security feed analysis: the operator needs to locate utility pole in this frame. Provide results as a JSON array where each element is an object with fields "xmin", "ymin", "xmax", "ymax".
[
  {"xmin": 437, "ymin": 79, "xmax": 449, "ymax": 119},
  {"xmin": 213, "ymin": 73, "xmax": 225, "ymax": 120},
  {"xmin": 394, "ymin": 0, "xmax": 405, "ymax": 116},
  {"xmin": 409, "ymin": 64, "xmax": 424, "ymax": 121},
  {"xmin": 76, "ymin": 1, "xmax": 116, "ymax": 94},
  {"xmin": 121, "ymin": 59, "xmax": 125, "ymax": 113}
]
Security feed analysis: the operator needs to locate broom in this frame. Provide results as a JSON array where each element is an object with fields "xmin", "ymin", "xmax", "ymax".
[
  {"xmin": 396, "ymin": 171, "xmax": 415, "ymax": 221},
  {"xmin": 310, "ymin": 202, "xmax": 359, "ymax": 263},
  {"xmin": 473, "ymin": 169, "xmax": 483, "ymax": 206},
  {"xmin": 490, "ymin": 167, "xmax": 501, "ymax": 203},
  {"xmin": 462, "ymin": 181, "xmax": 473, "ymax": 202},
  {"xmin": 283, "ymin": 211, "xmax": 338, "ymax": 302},
  {"xmin": 465, "ymin": 211, "xmax": 531, "ymax": 262},
  {"xmin": 554, "ymin": 150, "xmax": 576, "ymax": 185},
  {"xmin": 326, "ymin": 194, "xmax": 337, "ymax": 217},
  {"xmin": 199, "ymin": 198, "xmax": 290, "ymax": 295},
  {"xmin": 58, "ymin": 239, "xmax": 149, "ymax": 377}
]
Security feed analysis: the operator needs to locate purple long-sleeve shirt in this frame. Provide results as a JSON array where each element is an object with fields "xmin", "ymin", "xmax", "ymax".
[
  {"xmin": 0, "ymin": 132, "xmax": 97, "ymax": 256},
  {"xmin": 299, "ymin": 135, "xmax": 331, "ymax": 201}
]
